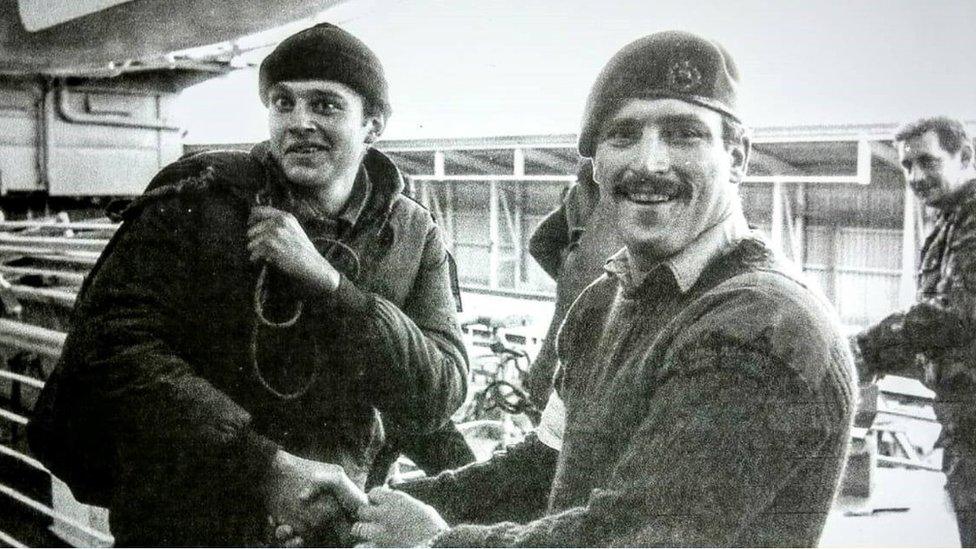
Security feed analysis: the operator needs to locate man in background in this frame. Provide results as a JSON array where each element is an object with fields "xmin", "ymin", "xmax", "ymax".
[
  {"xmin": 524, "ymin": 159, "xmax": 623, "ymax": 409},
  {"xmin": 857, "ymin": 116, "xmax": 976, "ymax": 546}
]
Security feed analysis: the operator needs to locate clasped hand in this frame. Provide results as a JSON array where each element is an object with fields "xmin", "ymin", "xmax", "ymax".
[
  {"xmin": 351, "ymin": 487, "xmax": 448, "ymax": 547},
  {"xmin": 263, "ymin": 450, "xmax": 369, "ymax": 547},
  {"xmin": 248, "ymin": 206, "xmax": 340, "ymax": 294}
]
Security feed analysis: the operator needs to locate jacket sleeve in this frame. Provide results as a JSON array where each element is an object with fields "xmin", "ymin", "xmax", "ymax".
[
  {"xmin": 31, "ymin": 187, "xmax": 279, "ymax": 508},
  {"xmin": 904, "ymin": 222, "xmax": 976, "ymax": 350},
  {"xmin": 856, "ymin": 225, "xmax": 976, "ymax": 379},
  {"xmin": 395, "ymin": 434, "xmax": 558, "ymax": 525},
  {"xmin": 527, "ymin": 189, "xmax": 572, "ymax": 280},
  {"xmin": 312, "ymin": 222, "xmax": 468, "ymax": 434}
]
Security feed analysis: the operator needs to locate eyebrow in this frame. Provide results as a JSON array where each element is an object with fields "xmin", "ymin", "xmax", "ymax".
[
  {"xmin": 268, "ymin": 84, "xmax": 346, "ymax": 102},
  {"xmin": 607, "ymin": 111, "xmax": 712, "ymax": 127},
  {"xmin": 902, "ymin": 153, "xmax": 939, "ymax": 168}
]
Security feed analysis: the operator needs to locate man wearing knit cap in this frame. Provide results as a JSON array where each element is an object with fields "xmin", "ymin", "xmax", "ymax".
[
  {"xmin": 348, "ymin": 30, "xmax": 857, "ymax": 547},
  {"xmin": 28, "ymin": 23, "xmax": 470, "ymax": 546}
]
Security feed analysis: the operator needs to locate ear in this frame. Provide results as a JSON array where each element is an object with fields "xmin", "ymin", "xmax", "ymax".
[
  {"xmin": 727, "ymin": 136, "xmax": 750, "ymax": 185},
  {"xmin": 960, "ymin": 142, "xmax": 973, "ymax": 167},
  {"xmin": 364, "ymin": 114, "xmax": 386, "ymax": 144}
]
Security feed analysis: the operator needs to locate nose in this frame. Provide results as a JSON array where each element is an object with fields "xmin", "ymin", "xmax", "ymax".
[
  {"xmin": 633, "ymin": 134, "xmax": 669, "ymax": 174},
  {"xmin": 906, "ymin": 164, "xmax": 925, "ymax": 186},
  {"xmin": 286, "ymin": 104, "xmax": 316, "ymax": 133}
]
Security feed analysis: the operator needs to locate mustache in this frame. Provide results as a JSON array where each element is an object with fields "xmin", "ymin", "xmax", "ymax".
[
  {"xmin": 284, "ymin": 139, "xmax": 331, "ymax": 153},
  {"xmin": 909, "ymin": 178, "xmax": 938, "ymax": 192},
  {"xmin": 613, "ymin": 172, "xmax": 690, "ymax": 198}
]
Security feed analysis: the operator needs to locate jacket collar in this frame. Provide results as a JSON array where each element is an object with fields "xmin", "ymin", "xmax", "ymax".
[
  {"xmin": 250, "ymin": 141, "xmax": 405, "ymax": 231},
  {"xmin": 604, "ymin": 206, "xmax": 752, "ymax": 295}
]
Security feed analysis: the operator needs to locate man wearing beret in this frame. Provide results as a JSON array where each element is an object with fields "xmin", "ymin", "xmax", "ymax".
[
  {"xmin": 855, "ymin": 116, "xmax": 976, "ymax": 546},
  {"xmin": 28, "ymin": 23, "xmax": 469, "ymax": 546},
  {"xmin": 346, "ymin": 30, "xmax": 858, "ymax": 547}
]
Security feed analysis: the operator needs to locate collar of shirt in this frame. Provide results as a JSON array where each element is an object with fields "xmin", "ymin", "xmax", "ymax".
[
  {"xmin": 940, "ymin": 180, "xmax": 976, "ymax": 225},
  {"xmin": 269, "ymin": 162, "xmax": 373, "ymax": 235},
  {"xmin": 604, "ymin": 207, "xmax": 752, "ymax": 295}
]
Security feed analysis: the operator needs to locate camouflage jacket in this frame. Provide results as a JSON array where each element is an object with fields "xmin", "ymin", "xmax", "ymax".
[
  {"xmin": 914, "ymin": 188, "xmax": 976, "ymax": 388},
  {"xmin": 857, "ymin": 186, "xmax": 976, "ymax": 443}
]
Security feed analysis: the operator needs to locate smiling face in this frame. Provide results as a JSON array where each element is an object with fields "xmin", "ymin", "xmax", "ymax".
[
  {"xmin": 267, "ymin": 80, "xmax": 382, "ymax": 199},
  {"xmin": 898, "ymin": 130, "xmax": 974, "ymax": 209},
  {"xmin": 592, "ymin": 98, "xmax": 747, "ymax": 268}
]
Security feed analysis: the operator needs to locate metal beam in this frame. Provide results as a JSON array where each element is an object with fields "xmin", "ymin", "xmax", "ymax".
[
  {"xmin": 0, "ymin": 265, "xmax": 86, "ymax": 285},
  {"xmin": 522, "ymin": 147, "xmax": 576, "ymax": 174},
  {"xmin": 0, "ymin": 483, "xmax": 113, "ymax": 545},
  {"xmin": 9, "ymin": 285, "xmax": 78, "ymax": 308},
  {"xmin": 446, "ymin": 149, "xmax": 507, "ymax": 175},
  {"xmin": 386, "ymin": 153, "xmax": 429, "ymax": 175},
  {"xmin": 0, "ymin": 220, "xmax": 117, "ymax": 231},
  {"xmin": 0, "ymin": 234, "xmax": 108, "ymax": 253},
  {"xmin": 411, "ymin": 174, "xmax": 576, "ymax": 182},
  {"xmin": 0, "ymin": 318, "xmax": 66, "ymax": 358},
  {"xmin": 750, "ymin": 149, "xmax": 802, "ymax": 177}
]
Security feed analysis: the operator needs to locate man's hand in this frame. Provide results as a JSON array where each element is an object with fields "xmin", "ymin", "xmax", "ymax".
[
  {"xmin": 855, "ymin": 311, "xmax": 916, "ymax": 377},
  {"xmin": 248, "ymin": 206, "xmax": 340, "ymax": 294},
  {"xmin": 903, "ymin": 301, "xmax": 969, "ymax": 350},
  {"xmin": 351, "ymin": 487, "xmax": 448, "ymax": 547},
  {"xmin": 263, "ymin": 450, "xmax": 369, "ymax": 544}
]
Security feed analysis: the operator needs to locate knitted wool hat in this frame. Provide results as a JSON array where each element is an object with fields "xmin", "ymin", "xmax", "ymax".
[
  {"xmin": 259, "ymin": 23, "xmax": 391, "ymax": 119},
  {"xmin": 578, "ymin": 31, "xmax": 741, "ymax": 158}
]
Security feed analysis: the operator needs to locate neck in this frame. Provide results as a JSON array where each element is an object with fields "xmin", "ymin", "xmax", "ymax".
[{"xmin": 940, "ymin": 177, "xmax": 976, "ymax": 213}]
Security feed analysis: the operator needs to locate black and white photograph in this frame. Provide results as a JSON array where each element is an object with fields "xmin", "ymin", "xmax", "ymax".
[{"xmin": 0, "ymin": 0, "xmax": 974, "ymax": 546}]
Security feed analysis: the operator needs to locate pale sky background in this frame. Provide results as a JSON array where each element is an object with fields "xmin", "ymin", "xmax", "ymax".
[{"xmin": 176, "ymin": 0, "xmax": 976, "ymax": 144}]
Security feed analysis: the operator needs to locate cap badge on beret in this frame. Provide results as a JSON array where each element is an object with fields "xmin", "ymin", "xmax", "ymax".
[{"xmin": 667, "ymin": 60, "xmax": 702, "ymax": 92}]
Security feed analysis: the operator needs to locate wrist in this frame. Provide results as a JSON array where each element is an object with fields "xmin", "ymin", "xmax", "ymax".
[
  {"xmin": 264, "ymin": 449, "xmax": 294, "ymax": 497},
  {"xmin": 299, "ymin": 256, "xmax": 340, "ymax": 296}
]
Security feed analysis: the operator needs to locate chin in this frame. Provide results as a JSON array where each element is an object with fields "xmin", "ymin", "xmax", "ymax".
[{"xmin": 282, "ymin": 166, "xmax": 327, "ymax": 188}]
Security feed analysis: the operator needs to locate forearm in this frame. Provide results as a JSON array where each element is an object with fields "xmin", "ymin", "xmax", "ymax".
[
  {"xmin": 396, "ymin": 435, "xmax": 558, "ymax": 525},
  {"xmin": 313, "ymin": 274, "xmax": 467, "ymax": 432}
]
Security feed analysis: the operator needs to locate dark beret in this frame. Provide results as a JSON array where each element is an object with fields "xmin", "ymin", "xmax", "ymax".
[
  {"xmin": 259, "ymin": 22, "xmax": 391, "ymax": 119},
  {"xmin": 578, "ymin": 30, "xmax": 741, "ymax": 157}
]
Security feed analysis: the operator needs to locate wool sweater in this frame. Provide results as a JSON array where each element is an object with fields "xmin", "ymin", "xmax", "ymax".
[{"xmin": 406, "ymin": 213, "xmax": 857, "ymax": 547}]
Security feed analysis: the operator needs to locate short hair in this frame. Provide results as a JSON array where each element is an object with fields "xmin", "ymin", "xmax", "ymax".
[{"xmin": 894, "ymin": 116, "xmax": 971, "ymax": 155}]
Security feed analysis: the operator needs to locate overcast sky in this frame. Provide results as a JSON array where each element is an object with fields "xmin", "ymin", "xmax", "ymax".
[{"xmin": 177, "ymin": 0, "xmax": 976, "ymax": 144}]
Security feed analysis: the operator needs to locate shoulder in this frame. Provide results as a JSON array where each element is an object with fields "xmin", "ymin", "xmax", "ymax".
[
  {"xmin": 387, "ymin": 193, "xmax": 441, "ymax": 240},
  {"xmin": 120, "ymin": 150, "xmax": 265, "ymax": 221},
  {"xmin": 668, "ymin": 262, "xmax": 855, "ymax": 396},
  {"xmin": 557, "ymin": 273, "xmax": 618, "ymax": 354}
]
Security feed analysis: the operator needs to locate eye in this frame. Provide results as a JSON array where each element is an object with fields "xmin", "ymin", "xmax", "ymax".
[
  {"xmin": 600, "ymin": 124, "xmax": 639, "ymax": 146},
  {"xmin": 663, "ymin": 126, "xmax": 708, "ymax": 141},
  {"xmin": 310, "ymin": 99, "xmax": 343, "ymax": 115},
  {"xmin": 270, "ymin": 94, "xmax": 293, "ymax": 112}
]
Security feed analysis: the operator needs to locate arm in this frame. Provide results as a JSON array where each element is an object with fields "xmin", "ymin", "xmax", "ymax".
[
  {"xmin": 249, "ymin": 208, "xmax": 468, "ymax": 435},
  {"xmin": 40, "ymin": 193, "xmax": 280, "ymax": 508},
  {"xmin": 430, "ymin": 343, "xmax": 845, "ymax": 546},
  {"xmin": 395, "ymin": 434, "xmax": 558, "ymax": 525},
  {"xmin": 527, "ymin": 191, "xmax": 571, "ymax": 280},
  {"xmin": 322, "ymin": 223, "xmax": 468, "ymax": 433}
]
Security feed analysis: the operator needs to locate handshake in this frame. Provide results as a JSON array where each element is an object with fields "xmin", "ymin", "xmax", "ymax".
[{"xmin": 263, "ymin": 449, "xmax": 448, "ymax": 547}]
